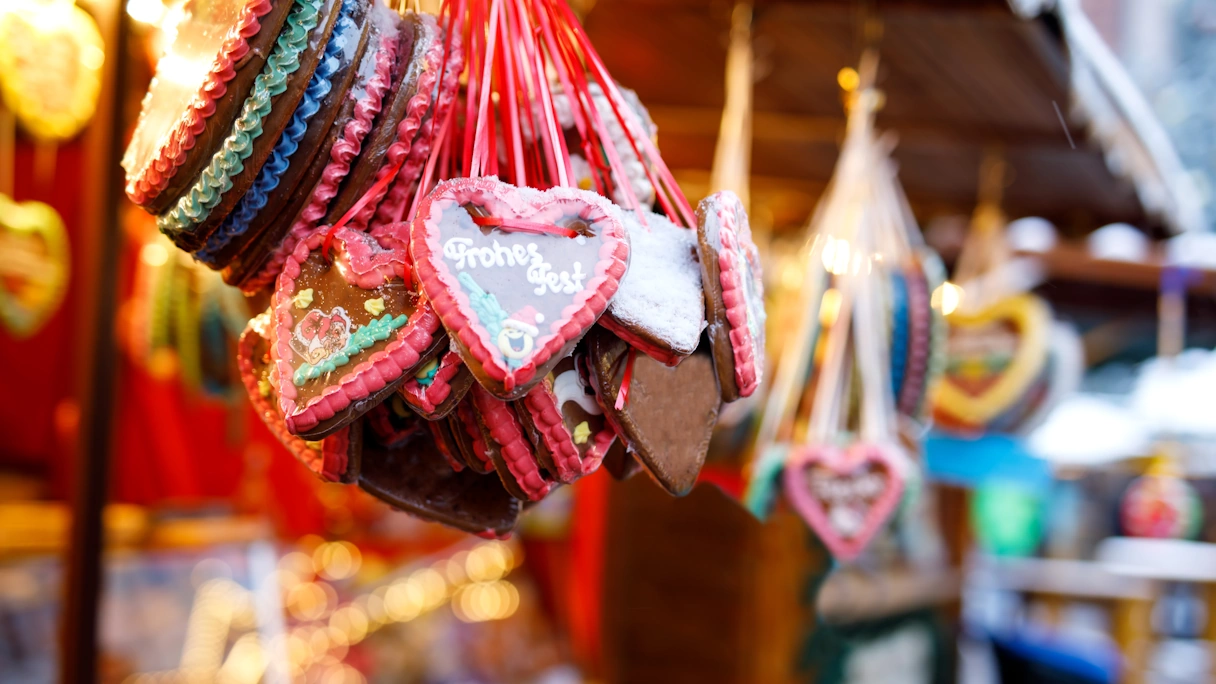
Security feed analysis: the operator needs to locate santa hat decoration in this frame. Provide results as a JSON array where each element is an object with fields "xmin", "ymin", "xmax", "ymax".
[{"xmin": 503, "ymin": 307, "xmax": 544, "ymax": 337}]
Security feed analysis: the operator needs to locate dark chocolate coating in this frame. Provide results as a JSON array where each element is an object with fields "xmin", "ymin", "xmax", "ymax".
[
  {"xmin": 358, "ymin": 424, "xmax": 522, "ymax": 536},
  {"xmin": 588, "ymin": 326, "xmax": 719, "ymax": 496},
  {"xmin": 171, "ymin": 0, "xmax": 347, "ymax": 252},
  {"xmin": 602, "ymin": 438, "xmax": 640, "ymax": 480},
  {"xmin": 142, "ymin": 0, "xmax": 299, "ymax": 215},
  {"xmin": 223, "ymin": 10, "xmax": 408, "ymax": 288},
  {"xmin": 321, "ymin": 12, "xmax": 436, "ymax": 225}
]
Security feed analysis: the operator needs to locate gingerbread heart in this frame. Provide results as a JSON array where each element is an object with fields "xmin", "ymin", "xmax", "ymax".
[
  {"xmin": 600, "ymin": 210, "xmax": 704, "ymax": 366},
  {"xmin": 451, "ymin": 397, "xmax": 494, "ymax": 474},
  {"xmin": 517, "ymin": 349, "xmax": 615, "ymax": 484},
  {"xmin": 398, "ymin": 348, "xmax": 475, "ymax": 420},
  {"xmin": 783, "ymin": 442, "xmax": 905, "ymax": 561},
  {"xmin": 0, "ymin": 1, "xmax": 104, "ymax": 141},
  {"xmin": 358, "ymin": 416, "xmax": 522, "ymax": 537},
  {"xmin": 271, "ymin": 223, "xmax": 443, "ymax": 438},
  {"xmin": 0, "ymin": 195, "xmax": 70, "ymax": 338},
  {"xmin": 601, "ymin": 438, "xmax": 642, "ymax": 480},
  {"xmin": 696, "ymin": 191, "xmax": 766, "ymax": 402},
  {"xmin": 468, "ymin": 384, "xmax": 553, "ymax": 501},
  {"xmin": 426, "ymin": 415, "xmax": 469, "ymax": 472},
  {"xmin": 411, "ymin": 177, "xmax": 630, "ymax": 399},
  {"xmin": 587, "ymin": 326, "xmax": 719, "ymax": 496},
  {"xmin": 237, "ymin": 311, "xmax": 361, "ymax": 482},
  {"xmin": 932, "ymin": 294, "xmax": 1050, "ymax": 428}
]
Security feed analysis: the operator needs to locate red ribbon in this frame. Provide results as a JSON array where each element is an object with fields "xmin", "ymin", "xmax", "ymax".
[
  {"xmin": 614, "ymin": 347, "xmax": 636, "ymax": 411},
  {"xmin": 470, "ymin": 215, "xmax": 578, "ymax": 238}
]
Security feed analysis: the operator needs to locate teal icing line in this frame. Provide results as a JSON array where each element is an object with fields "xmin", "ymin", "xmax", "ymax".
[
  {"xmin": 293, "ymin": 313, "xmax": 409, "ymax": 386},
  {"xmin": 415, "ymin": 363, "xmax": 439, "ymax": 387},
  {"xmin": 158, "ymin": 0, "xmax": 322, "ymax": 237}
]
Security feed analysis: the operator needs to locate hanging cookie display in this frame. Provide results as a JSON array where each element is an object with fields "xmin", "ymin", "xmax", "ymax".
[
  {"xmin": 517, "ymin": 349, "xmax": 617, "ymax": 484},
  {"xmin": 0, "ymin": 0, "xmax": 104, "ymax": 141},
  {"xmin": 1120, "ymin": 456, "xmax": 1202, "ymax": 540},
  {"xmin": 0, "ymin": 194, "xmax": 70, "ymax": 338}
]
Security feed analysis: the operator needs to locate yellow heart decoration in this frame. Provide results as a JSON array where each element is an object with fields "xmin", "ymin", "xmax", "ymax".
[
  {"xmin": 0, "ymin": 0, "xmax": 104, "ymax": 141},
  {"xmin": 931, "ymin": 293, "xmax": 1050, "ymax": 427},
  {"xmin": 0, "ymin": 193, "xmax": 70, "ymax": 337}
]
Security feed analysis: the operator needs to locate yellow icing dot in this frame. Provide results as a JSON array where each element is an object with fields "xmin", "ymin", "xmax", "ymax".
[
  {"xmin": 292, "ymin": 288, "xmax": 314, "ymax": 309},
  {"xmin": 415, "ymin": 358, "xmax": 439, "ymax": 379},
  {"xmin": 304, "ymin": 440, "xmax": 324, "ymax": 451},
  {"xmin": 257, "ymin": 378, "xmax": 272, "ymax": 398},
  {"xmin": 364, "ymin": 297, "xmax": 385, "ymax": 315},
  {"xmin": 572, "ymin": 421, "xmax": 591, "ymax": 444}
]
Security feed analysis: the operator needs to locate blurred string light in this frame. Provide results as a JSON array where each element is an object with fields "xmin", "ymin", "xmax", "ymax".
[
  {"xmin": 126, "ymin": 0, "xmax": 166, "ymax": 26},
  {"xmin": 931, "ymin": 281, "xmax": 963, "ymax": 316},
  {"xmin": 122, "ymin": 540, "xmax": 523, "ymax": 683}
]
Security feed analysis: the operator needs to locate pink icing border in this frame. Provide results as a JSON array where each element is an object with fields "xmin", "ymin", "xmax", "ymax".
[
  {"xmin": 373, "ymin": 22, "xmax": 463, "ymax": 227},
  {"xmin": 237, "ymin": 317, "xmax": 352, "ymax": 482},
  {"xmin": 713, "ymin": 194, "xmax": 763, "ymax": 398},
  {"xmin": 597, "ymin": 315, "xmax": 683, "ymax": 367},
  {"xmin": 898, "ymin": 264, "xmax": 931, "ymax": 418},
  {"xmin": 270, "ymin": 224, "xmax": 441, "ymax": 435},
  {"xmin": 399, "ymin": 349, "xmax": 466, "ymax": 417},
  {"xmin": 470, "ymin": 385, "xmax": 552, "ymax": 501},
  {"xmin": 126, "ymin": 0, "xmax": 274, "ymax": 206},
  {"xmin": 782, "ymin": 442, "xmax": 905, "ymax": 562},
  {"xmin": 520, "ymin": 377, "xmax": 613, "ymax": 483},
  {"xmin": 454, "ymin": 398, "xmax": 492, "ymax": 471},
  {"xmin": 411, "ymin": 177, "xmax": 630, "ymax": 397},
  {"xmin": 240, "ymin": 29, "xmax": 400, "ymax": 293},
  {"xmin": 345, "ymin": 13, "xmax": 445, "ymax": 230}
]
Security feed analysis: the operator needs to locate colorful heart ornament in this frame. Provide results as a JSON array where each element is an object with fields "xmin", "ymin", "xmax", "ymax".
[
  {"xmin": 783, "ymin": 442, "xmax": 906, "ymax": 561},
  {"xmin": 237, "ymin": 311, "xmax": 361, "ymax": 482},
  {"xmin": 411, "ymin": 176, "xmax": 630, "ymax": 400},
  {"xmin": 0, "ymin": 194, "xmax": 70, "ymax": 338},
  {"xmin": 696, "ymin": 190, "xmax": 766, "ymax": 402},
  {"xmin": 271, "ymin": 223, "xmax": 442, "ymax": 438},
  {"xmin": 932, "ymin": 293, "xmax": 1050, "ymax": 430}
]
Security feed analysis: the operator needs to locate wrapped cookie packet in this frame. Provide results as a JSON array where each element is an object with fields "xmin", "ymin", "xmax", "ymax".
[{"xmin": 127, "ymin": 0, "xmax": 768, "ymax": 535}]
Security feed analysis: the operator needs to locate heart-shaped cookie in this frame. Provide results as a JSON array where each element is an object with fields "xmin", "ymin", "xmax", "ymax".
[
  {"xmin": 358, "ymin": 417, "xmax": 522, "ymax": 537},
  {"xmin": 599, "ymin": 210, "xmax": 704, "ymax": 366},
  {"xmin": 0, "ymin": 195, "xmax": 70, "ymax": 338},
  {"xmin": 468, "ymin": 384, "xmax": 553, "ymax": 501},
  {"xmin": 0, "ymin": 1, "xmax": 104, "ymax": 141},
  {"xmin": 271, "ymin": 223, "xmax": 443, "ymax": 438},
  {"xmin": 783, "ymin": 442, "xmax": 905, "ymax": 561},
  {"xmin": 411, "ymin": 177, "xmax": 630, "ymax": 399},
  {"xmin": 587, "ymin": 326, "xmax": 719, "ymax": 496},
  {"xmin": 695, "ymin": 191, "xmax": 766, "ymax": 401},
  {"xmin": 932, "ymin": 294, "xmax": 1050, "ymax": 428},
  {"xmin": 237, "ymin": 311, "xmax": 361, "ymax": 482},
  {"xmin": 451, "ymin": 397, "xmax": 494, "ymax": 474},
  {"xmin": 517, "ymin": 350, "xmax": 615, "ymax": 483},
  {"xmin": 398, "ymin": 348, "xmax": 474, "ymax": 420}
]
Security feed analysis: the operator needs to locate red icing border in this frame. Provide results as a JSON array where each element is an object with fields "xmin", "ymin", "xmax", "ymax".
[
  {"xmin": 237, "ymin": 314, "xmax": 352, "ymax": 481},
  {"xmin": 400, "ymin": 349, "xmax": 465, "ymax": 416},
  {"xmin": 597, "ymin": 315, "xmax": 683, "ymax": 367},
  {"xmin": 125, "ymin": 0, "xmax": 274, "ymax": 206},
  {"xmin": 411, "ymin": 177, "xmax": 630, "ymax": 397},
  {"xmin": 713, "ymin": 194, "xmax": 763, "ymax": 398},
  {"xmin": 454, "ymin": 398, "xmax": 492, "ymax": 471},
  {"xmin": 241, "ymin": 30, "xmax": 400, "ymax": 293},
  {"xmin": 373, "ymin": 22, "xmax": 463, "ymax": 227},
  {"xmin": 270, "ymin": 224, "xmax": 441, "ymax": 434},
  {"xmin": 520, "ymin": 378, "xmax": 613, "ymax": 483},
  {"xmin": 898, "ymin": 263, "xmax": 932, "ymax": 418},
  {"xmin": 470, "ymin": 385, "xmax": 552, "ymax": 501}
]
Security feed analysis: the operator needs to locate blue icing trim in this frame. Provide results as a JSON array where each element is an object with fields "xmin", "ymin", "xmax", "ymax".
[
  {"xmin": 293, "ymin": 313, "xmax": 409, "ymax": 386},
  {"xmin": 194, "ymin": 0, "xmax": 356, "ymax": 266},
  {"xmin": 415, "ymin": 361, "xmax": 439, "ymax": 387},
  {"xmin": 889, "ymin": 270, "xmax": 909, "ymax": 397}
]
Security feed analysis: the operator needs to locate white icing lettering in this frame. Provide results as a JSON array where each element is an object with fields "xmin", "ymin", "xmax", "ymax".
[{"xmin": 443, "ymin": 237, "xmax": 587, "ymax": 296}]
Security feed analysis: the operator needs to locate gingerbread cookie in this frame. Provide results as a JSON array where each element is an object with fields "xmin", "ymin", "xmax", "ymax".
[
  {"xmin": 158, "ymin": 0, "xmax": 349, "ymax": 251},
  {"xmin": 223, "ymin": 4, "xmax": 403, "ymax": 291},
  {"xmin": 123, "ymin": 0, "xmax": 295, "ymax": 208},
  {"xmin": 468, "ymin": 384, "xmax": 553, "ymax": 501},
  {"xmin": 237, "ymin": 311, "xmax": 361, "ymax": 482},
  {"xmin": 411, "ymin": 177, "xmax": 630, "ymax": 399},
  {"xmin": 600, "ymin": 209, "xmax": 704, "ymax": 366},
  {"xmin": 358, "ymin": 419, "xmax": 522, "ymax": 537},
  {"xmin": 451, "ymin": 397, "xmax": 494, "ymax": 474},
  {"xmin": 270, "ymin": 224, "xmax": 443, "ymax": 438},
  {"xmin": 601, "ymin": 439, "xmax": 642, "ymax": 480},
  {"xmin": 695, "ymin": 191, "xmax": 765, "ymax": 401},
  {"xmin": 193, "ymin": 0, "xmax": 374, "ymax": 267},
  {"xmin": 587, "ymin": 326, "xmax": 719, "ymax": 496},
  {"xmin": 426, "ymin": 415, "xmax": 468, "ymax": 472},
  {"xmin": 516, "ymin": 350, "xmax": 615, "ymax": 483},
  {"xmin": 399, "ymin": 348, "xmax": 474, "ymax": 420},
  {"xmin": 366, "ymin": 393, "xmax": 425, "ymax": 448}
]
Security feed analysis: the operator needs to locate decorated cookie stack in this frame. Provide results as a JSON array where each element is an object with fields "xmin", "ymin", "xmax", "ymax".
[{"xmin": 126, "ymin": 0, "xmax": 767, "ymax": 536}]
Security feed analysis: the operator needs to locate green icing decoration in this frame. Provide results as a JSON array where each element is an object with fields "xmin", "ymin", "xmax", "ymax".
[
  {"xmin": 293, "ymin": 313, "xmax": 409, "ymax": 386},
  {"xmin": 457, "ymin": 271, "xmax": 519, "ymax": 362},
  {"xmin": 157, "ymin": 0, "xmax": 322, "ymax": 236}
]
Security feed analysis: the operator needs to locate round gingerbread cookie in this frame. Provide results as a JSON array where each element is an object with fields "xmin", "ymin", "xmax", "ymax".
[{"xmin": 695, "ymin": 190, "xmax": 766, "ymax": 402}]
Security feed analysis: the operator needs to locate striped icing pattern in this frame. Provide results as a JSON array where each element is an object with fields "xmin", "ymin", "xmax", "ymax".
[
  {"xmin": 194, "ymin": 0, "xmax": 357, "ymax": 266},
  {"xmin": 157, "ymin": 0, "xmax": 322, "ymax": 238}
]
